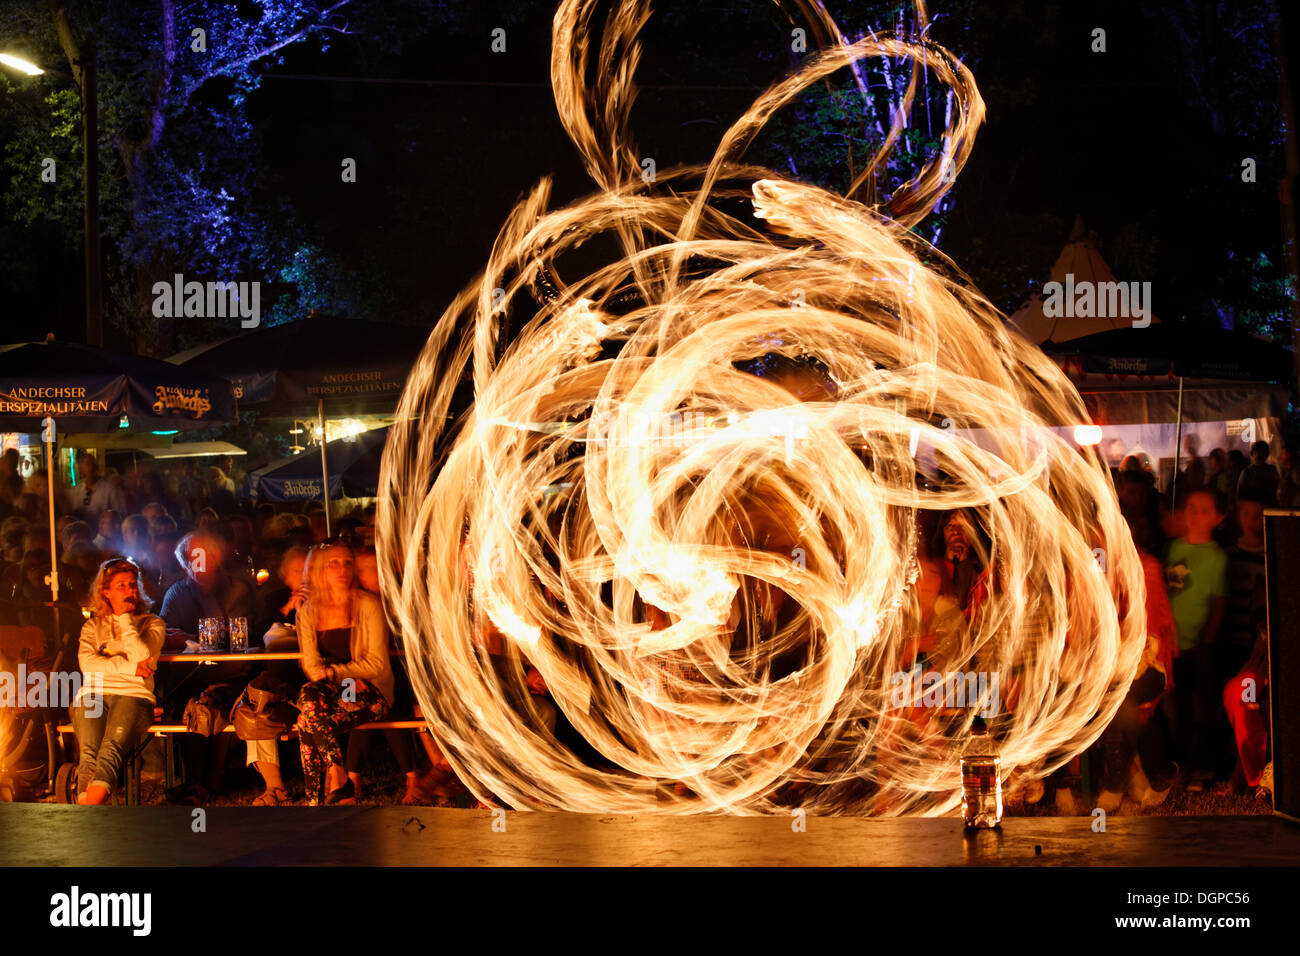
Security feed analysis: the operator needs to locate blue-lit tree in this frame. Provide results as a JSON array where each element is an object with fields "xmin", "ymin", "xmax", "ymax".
[{"xmin": 0, "ymin": 0, "xmax": 422, "ymax": 354}]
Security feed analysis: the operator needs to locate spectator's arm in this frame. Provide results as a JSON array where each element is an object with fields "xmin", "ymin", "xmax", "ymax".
[
  {"xmin": 158, "ymin": 585, "xmax": 197, "ymax": 649},
  {"xmin": 158, "ymin": 584, "xmax": 193, "ymax": 635},
  {"xmin": 77, "ymin": 619, "xmax": 139, "ymax": 676},
  {"xmin": 140, "ymin": 615, "xmax": 166, "ymax": 660},
  {"xmin": 297, "ymin": 606, "xmax": 327, "ymax": 682},
  {"xmin": 332, "ymin": 597, "xmax": 389, "ymax": 685},
  {"xmin": 1202, "ymin": 551, "xmax": 1231, "ymax": 646}
]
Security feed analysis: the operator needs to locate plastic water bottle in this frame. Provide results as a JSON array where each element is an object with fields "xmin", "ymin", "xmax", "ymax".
[{"xmin": 961, "ymin": 716, "xmax": 1002, "ymax": 828}]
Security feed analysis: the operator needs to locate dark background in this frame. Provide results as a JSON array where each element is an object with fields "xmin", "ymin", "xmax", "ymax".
[{"xmin": 0, "ymin": 0, "xmax": 1288, "ymax": 353}]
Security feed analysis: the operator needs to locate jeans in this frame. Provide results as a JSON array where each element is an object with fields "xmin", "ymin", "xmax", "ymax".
[{"xmin": 70, "ymin": 694, "xmax": 153, "ymax": 795}]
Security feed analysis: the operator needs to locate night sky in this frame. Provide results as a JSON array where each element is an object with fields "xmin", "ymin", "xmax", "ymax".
[{"xmin": 3, "ymin": 0, "xmax": 1287, "ymax": 350}]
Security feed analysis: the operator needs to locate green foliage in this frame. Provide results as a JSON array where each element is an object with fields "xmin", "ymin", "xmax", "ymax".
[{"xmin": 0, "ymin": 0, "xmax": 433, "ymax": 353}]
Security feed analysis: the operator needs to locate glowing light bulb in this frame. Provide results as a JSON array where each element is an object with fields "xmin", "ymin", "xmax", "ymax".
[{"xmin": 1073, "ymin": 425, "xmax": 1103, "ymax": 446}]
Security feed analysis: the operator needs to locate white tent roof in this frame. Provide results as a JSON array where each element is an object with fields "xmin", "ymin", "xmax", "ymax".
[
  {"xmin": 1009, "ymin": 218, "xmax": 1161, "ymax": 344},
  {"xmin": 142, "ymin": 441, "xmax": 246, "ymax": 459}
]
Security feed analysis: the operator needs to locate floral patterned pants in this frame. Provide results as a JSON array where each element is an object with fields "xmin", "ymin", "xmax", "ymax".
[{"xmin": 297, "ymin": 678, "xmax": 389, "ymax": 806}]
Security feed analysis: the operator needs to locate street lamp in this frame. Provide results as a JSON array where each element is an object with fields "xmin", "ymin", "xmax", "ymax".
[
  {"xmin": 0, "ymin": 47, "xmax": 101, "ymax": 348},
  {"xmin": 0, "ymin": 53, "xmax": 43, "ymax": 75}
]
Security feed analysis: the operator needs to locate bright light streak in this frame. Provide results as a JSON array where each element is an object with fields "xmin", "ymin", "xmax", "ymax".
[
  {"xmin": 376, "ymin": 0, "xmax": 1145, "ymax": 815},
  {"xmin": 0, "ymin": 53, "xmax": 43, "ymax": 76}
]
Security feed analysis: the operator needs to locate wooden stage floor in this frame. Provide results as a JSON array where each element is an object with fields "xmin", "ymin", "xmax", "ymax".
[{"xmin": 3, "ymin": 806, "xmax": 1298, "ymax": 866}]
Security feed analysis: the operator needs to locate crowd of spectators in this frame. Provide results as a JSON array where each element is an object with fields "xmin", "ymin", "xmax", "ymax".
[
  {"xmin": 877, "ymin": 433, "xmax": 1285, "ymax": 814},
  {"xmin": 3, "ymin": 425, "xmax": 1288, "ymax": 810},
  {"xmin": 0, "ymin": 445, "xmax": 458, "ymax": 807}
]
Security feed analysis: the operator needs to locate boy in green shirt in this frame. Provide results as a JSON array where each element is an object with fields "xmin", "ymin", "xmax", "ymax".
[{"xmin": 1164, "ymin": 489, "xmax": 1229, "ymax": 785}]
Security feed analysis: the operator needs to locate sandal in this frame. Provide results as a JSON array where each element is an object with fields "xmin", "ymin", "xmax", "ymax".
[
  {"xmin": 325, "ymin": 779, "xmax": 356, "ymax": 805},
  {"xmin": 252, "ymin": 787, "xmax": 290, "ymax": 806}
]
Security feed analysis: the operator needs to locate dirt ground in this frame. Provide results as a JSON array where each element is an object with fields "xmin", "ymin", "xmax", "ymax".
[{"xmin": 44, "ymin": 765, "xmax": 1275, "ymax": 815}]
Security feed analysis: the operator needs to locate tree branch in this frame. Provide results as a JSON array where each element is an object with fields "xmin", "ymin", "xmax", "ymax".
[
  {"xmin": 197, "ymin": 0, "xmax": 354, "ymax": 88},
  {"xmin": 138, "ymin": 0, "xmax": 176, "ymax": 156},
  {"xmin": 47, "ymin": 0, "xmax": 82, "ymax": 87}
]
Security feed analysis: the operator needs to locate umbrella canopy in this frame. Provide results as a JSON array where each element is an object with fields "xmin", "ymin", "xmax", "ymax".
[
  {"xmin": 0, "ymin": 337, "xmax": 236, "ymax": 432},
  {"xmin": 172, "ymin": 315, "xmax": 433, "ymax": 534},
  {"xmin": 170, "ymin": 315, "xmax": 432, "ymax": 412},
  {"xmin": 1042, "ymin": 324, "xmax": 1294, "ymax": 384},
  {"xmin": 0, "ymin": 337, "xmax": 236, "ymax": 635},
  {"xmin": 246, "ymin": 426, "xmax": 389, "ymax": 502}
]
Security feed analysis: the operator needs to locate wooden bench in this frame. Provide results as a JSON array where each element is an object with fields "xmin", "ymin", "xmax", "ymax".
[
  {"xmin": 54, "ymin": 720, "xmax": 429, "ymax": 804},
  {"xmin": 55, "ymin": 720, "xmax": 425, "ymax": 736}
]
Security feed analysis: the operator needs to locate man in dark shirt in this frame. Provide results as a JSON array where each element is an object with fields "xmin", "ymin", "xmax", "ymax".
[
  {"xmin": 158, "ymin": 529, "xmax": 256, "ymax": 802},
  {"xmin": 160, "ymin": 530, "xmax": 255, "ymax": 647}
]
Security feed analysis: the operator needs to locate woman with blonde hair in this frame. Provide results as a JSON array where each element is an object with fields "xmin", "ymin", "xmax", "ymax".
[
  {"xmin": 70, "ymin": 557, "xmax": 165, "ymax": 804},
  {"xmin": 295, "ymin": 540, "xmax": 394, "ymax": 805}
]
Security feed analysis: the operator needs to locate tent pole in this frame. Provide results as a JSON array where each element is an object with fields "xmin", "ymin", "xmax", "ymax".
[
  {"xmin": 45, "ymin": 426, "xmax": 67, "ymax": 720},
  {"xmin": 44, "ymin": 421, "xmax": 59, "ymax": 606},
  {"xmin": 1171, "ymin": 376, "xmax": 1184, "ymax": 508},
  {"xmin": 318, "ymin": 399, "xmax": 332, "ymax": 538}
]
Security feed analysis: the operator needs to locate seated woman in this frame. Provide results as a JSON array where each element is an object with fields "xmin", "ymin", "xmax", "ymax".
[
  {"xmin": 70, "ymin": 557, "xmax": 165, "ymax": 804},
  {"xmin": 295, "ymin": 540, "xmax": 394, "ymax": 806},
  {"xmin": 342, "ymin": 546, "xmax": 441, "ymax": 806}
]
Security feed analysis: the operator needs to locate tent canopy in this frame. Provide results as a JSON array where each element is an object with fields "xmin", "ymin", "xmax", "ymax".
[
  {"xmin": 1044, "ymin": 324, "xmax": 1293, "ymax": 384},
  {"xmin": 246, "ymin": 426, "xmax": 388, "ymax": 502},
  {"xmin": 1009, "ymin": 217, "xmax": 1161, "ymax": 344},
  {"xmin": 143, "ymin": 441, "xmax": 246, "ymax": 460},
  {"xmin": 1042, "ymin": 324, "xmax": 1294, "ymax": 426},
  {"xmin": 170, "ymin": 315, "xmax": 431, "ymax": 414}
]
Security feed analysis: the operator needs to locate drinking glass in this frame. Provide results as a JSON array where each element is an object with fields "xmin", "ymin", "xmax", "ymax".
[
  {"xmin": 198, "ymin": 617, "xmax": 223, "ymax": 653},
  {"xmin": 228, "ymin": 617, "xmax": 249, "ymax": 653}
]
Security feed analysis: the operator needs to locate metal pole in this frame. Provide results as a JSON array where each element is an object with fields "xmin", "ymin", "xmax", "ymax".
[
  {"xmin": 81, "ymin": 46, "xmax": 101, "ymax": 348},
  {"xmin": 44, "ymin": 425, "xmax": 59, "ymax": 604},
  {"xmin": 318, "ymin": 399, "xmax": 332, "ymax": 537},
  {"xmin": 1171, "ymin": 376, "xmax": 1184, "ymax": 508}
]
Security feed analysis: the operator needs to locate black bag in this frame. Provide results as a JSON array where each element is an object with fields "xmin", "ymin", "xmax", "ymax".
[
  {"xmin": 182, "ymin": 683, "xmax": 239, "ymax": 737},
  {"xmin": 230, "ymin": 672, "xmax": 299, "ymax": 741}
]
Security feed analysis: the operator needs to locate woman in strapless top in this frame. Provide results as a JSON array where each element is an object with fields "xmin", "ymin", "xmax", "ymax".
[{"xmin": 293, "ymin": 540, "xmax": 394, "ymax": 805}]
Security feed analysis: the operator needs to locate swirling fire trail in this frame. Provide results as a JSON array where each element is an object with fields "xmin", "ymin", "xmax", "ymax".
[{"xmin": 377, "ymin": 0, "xmax": 1146, "ymax": 814}]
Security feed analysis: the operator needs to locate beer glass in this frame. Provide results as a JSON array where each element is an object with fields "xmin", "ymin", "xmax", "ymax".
[
  {"xmin": 228, "ymin": 617, "xmax": 249, "ymax": 653},
  {"xmin": 198, "ymin": 617, "xmax": 223, "ymax": 653}
]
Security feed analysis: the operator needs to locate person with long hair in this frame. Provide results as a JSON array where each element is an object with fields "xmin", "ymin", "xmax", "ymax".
[
  {"xmin": 295, "ymin": 541, "xmax": 394, "ymax": 805},
  {"xmin": 69, "ymin": 557, "xmax": 165, "ymax": 804}
]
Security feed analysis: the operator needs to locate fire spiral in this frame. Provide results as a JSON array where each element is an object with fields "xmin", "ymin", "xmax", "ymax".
[{"xmin": 376, "ymin": 0, "xmax": 1147, "ymax": 814}]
